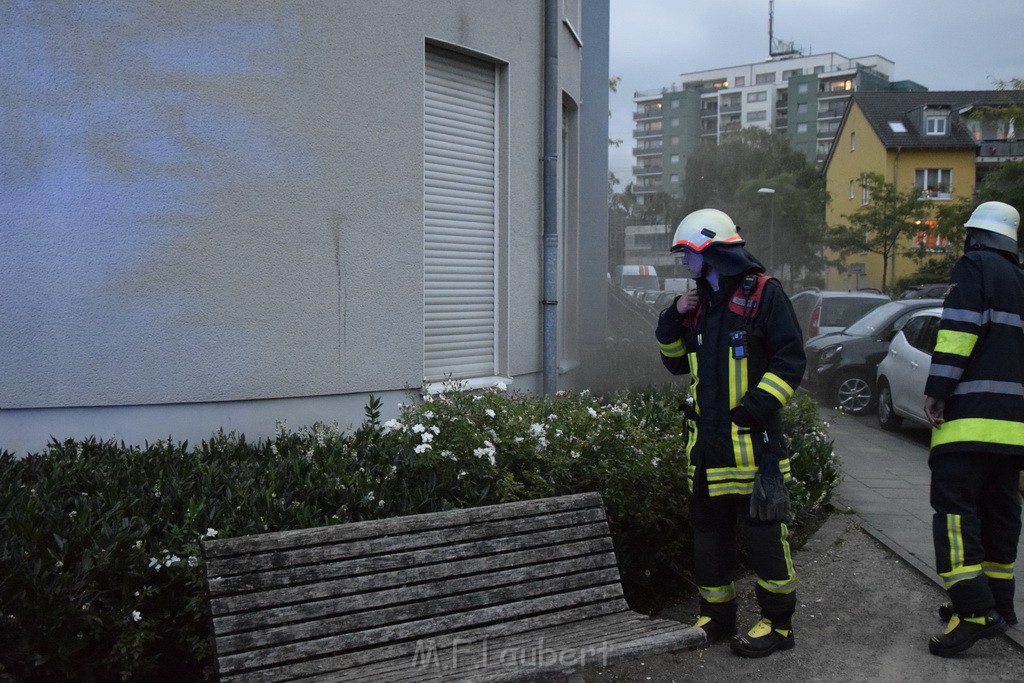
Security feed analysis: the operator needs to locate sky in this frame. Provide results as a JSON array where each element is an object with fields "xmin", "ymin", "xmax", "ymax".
[{"xmin": 608, "ymin": 0, "xmax": 1024, "ymax": 185}]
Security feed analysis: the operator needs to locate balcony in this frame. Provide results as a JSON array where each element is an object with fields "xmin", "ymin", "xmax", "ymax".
[
  {"xmin": 633, "ymin": 128, "xmax": 662, "ymax": 138},
  {"xmin": 977, "ymin": 140, "xmax": 1024, "ymax": 159},
  {"xmin": 633, "ymin": 109, "xmax": 663, "ymax": 121},
  {"xmin": 632, "ymin": 145, "xmax": 662, "ymax": 157},
  {"xmin": 719, "ymin": 101, "xmax": 742, "ymax": 113},
  {"xmin": 632, "ymin": 164, "xmax": 663, "ymax": 176}
]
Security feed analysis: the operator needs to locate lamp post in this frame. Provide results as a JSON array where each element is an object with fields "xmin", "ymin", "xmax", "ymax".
[{"xmin": 757, "ymin": 187, "xmax": 776, "ymax": 273}]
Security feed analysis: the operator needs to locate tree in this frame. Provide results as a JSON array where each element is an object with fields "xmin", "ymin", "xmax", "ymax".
[
  {"xmin": 679, "ymin": 128, "xmax": 827, "ymax": 288},
  {"xmin": 826, "ymin": 172, "xmax": 926, "ymax": 291}
]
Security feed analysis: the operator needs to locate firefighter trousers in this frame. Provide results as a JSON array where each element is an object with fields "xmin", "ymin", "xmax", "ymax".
[
  {"xmin": 930, "ymin": 451, "xmax": 1023, "ymax": 617},
  {"xmin": 691, "ymin": 467, "xmax": 797, "ymax": 627}
]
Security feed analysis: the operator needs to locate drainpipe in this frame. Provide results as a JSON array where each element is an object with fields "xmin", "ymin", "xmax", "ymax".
[{"xmin": 541, "ymin": 0, "xmax": 558, "ymax": 394}]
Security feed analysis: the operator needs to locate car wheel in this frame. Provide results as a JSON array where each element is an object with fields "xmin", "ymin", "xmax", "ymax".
[
  {"xmin": 833, "ymin": 371, "xmax": 875, "ymax": 416},
  {"xmin": 876, "ymin": 379, "xmax": 903, "ymax": 431}
]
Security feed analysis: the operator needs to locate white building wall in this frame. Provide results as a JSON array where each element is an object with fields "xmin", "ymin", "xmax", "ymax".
[{"xmin": 0, "ymin": 0, "xmax": 604, "ymax": 454}]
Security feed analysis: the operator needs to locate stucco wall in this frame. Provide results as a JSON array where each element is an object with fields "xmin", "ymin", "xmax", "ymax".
[{"xmin": 0, "ymin": 0, "xmax": 604, "ymax": 453}]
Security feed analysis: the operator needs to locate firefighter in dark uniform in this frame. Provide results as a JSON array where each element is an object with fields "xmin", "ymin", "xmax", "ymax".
[
  {"xmin": 656, "ymin": 208, "xmax": 806, "ymax": 658},
  {"xmin": 924, "ymin": 200, "xmax": 1024, "ymax": 656}
]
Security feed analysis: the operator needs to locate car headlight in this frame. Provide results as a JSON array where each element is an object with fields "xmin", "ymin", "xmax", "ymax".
[{"xmin": 819, "ymin": 345, "xmax": 843, "ymax": 363}]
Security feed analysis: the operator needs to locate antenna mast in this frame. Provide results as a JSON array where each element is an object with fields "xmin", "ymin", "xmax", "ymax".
[{"xmin": 768, "ymin": 0, "xmax": 801, "ymax": 58}]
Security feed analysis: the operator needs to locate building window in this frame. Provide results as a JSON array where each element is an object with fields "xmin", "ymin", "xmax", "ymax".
[
  {"xmin": 711, "ymin": 78, "xmax": 728, "ymax": 88},
  {"xmin": 783, "ymin": 69, "xmax": 802, "ymax": 80},
  {"xmin": 796, "ymin": 122, "xmax": 808, "ymax": 133},
  {"xmin": 825, "ymin": 79, "xmax": 852, "ymax": 92},
  {"xmin": 747, "ymin": 110, "xmax": 767, "ymax": 122},
  {"xmin": 850, "ymin": 131, "xmax": 856, "ymax": 151},
  {"xmin": 915, "ymin": 168, "xmax": 952, "ymax": 199},
  {"xmin": 670, "ymin": 117, "xmax": 679, "ymax": 127},
  {"xmin": 670, "ymin": 173, "xmax": 680, "ymax": 183},
  {"xmin": 813, "ymin": 66, "xmax": 824, "ymax": 74},
  {"xmin": 424, "ymin": 47, "xmax": 501, "ymax": 382},
  {"xmin": 926, "ymin": 116, "xmax": 947, "ymax": 135},
  {"xmin": 849, "ymin": 180, "xmax": 855, "ymax": 199},
  {"xmin": 735, "ymin": 76, "xmax": 745, "ymax": 87},
  {"xmin": 798, "ymin": 83, "xmax": 809, "ymax": 94},
  {"xmin": 670, "ymin": 136, "xmax": 680, "ymax": 145},
  {"xmin": 796, "ymin": 102, "xmax": 808, "ymax": 114},
  {"xmin": 861, "ymin": 177, "xmax": 870, "ymax": 205},
  {"xmin": 670, "ymin": 153, "xmax": 680, "ymax": 164},
  {"xmin": 747, "ymin": 91, "xmax": 767, "ymax": 103},
  {"xmin": 671, "ymin": 99, "xmax": 680, "ymax": 108},
  {"xmin": 755, "ymin": 72, "xmax": 776, "ymax": 84}
]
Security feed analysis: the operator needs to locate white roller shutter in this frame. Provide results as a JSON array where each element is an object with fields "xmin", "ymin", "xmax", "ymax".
[{"xmin": 423, "ymin": 48, "xmax": 497, "ymax": 381}]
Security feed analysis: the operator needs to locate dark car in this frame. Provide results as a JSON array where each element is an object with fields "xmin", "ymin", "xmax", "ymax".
[
  {"xmin": 789, "ymin": 289, "xmax": 891, "ymax": 342},
  {"xmin": 802, "ymin": 298, "xmax": 944, "ymax": 415},
  {"xmin": 899, "ymin": 283, "xmax": 951, "ymax": 299}
]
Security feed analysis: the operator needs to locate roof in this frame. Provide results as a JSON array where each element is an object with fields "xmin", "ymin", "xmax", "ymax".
[{"xmin": 852, "ymin": 90, "xmax": 1024, "ymax": 150}]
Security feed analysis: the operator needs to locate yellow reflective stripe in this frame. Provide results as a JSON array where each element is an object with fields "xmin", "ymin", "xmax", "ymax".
[
  {"xmin": 940, "ymin": 564, "xmax": 984, "ymax": 589},
  {"xmin": 935, "ymin": 329, "xmax": 978, "ymax": 358},
  {"xmin": 931, "ymin": 418, "xmax": 1024, "ymax": 448},
  {"xmin": 706, "ymin": 466, "xmax": 758, "ymax": 481},
  {"xmin": 982, "ymin": 561, "xmax": 1015, "ymax": 580},
  {"xmin": 729, "ymin": 353, "xmax": 754, "ymax": 467},
  {"xmin": 758, "ymin": 372, "xmax": 795, "ymax": 406},
  {"xmin": 708, "ymin": 481, "xmax": 755, "ymax": 496},
  {"xmin": 698, "ymin": 583, "xmax": 736, "ymax": 603},
  {"xmin": 659, "ymin": 339, "xmax": 686, "ymax": 358},
  {"xmin": 946, "ymin": 514, "xmax": 964, "ymax": 571},
  {"xmin": 689, "ymin": 352, "xmax": 700, "ymax": 406},
  {"xmin": 732, "ymin": 424, "xmax": 754, "ymax": 469},
  {"xmin": 757, "ymin": 524, "xmax": 797, "ymax": 594}
]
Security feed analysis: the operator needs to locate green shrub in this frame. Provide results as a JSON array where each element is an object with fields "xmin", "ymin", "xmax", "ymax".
[{"xmin": 0, "ymin": 386, "xmax": 837, "ymax": 681}]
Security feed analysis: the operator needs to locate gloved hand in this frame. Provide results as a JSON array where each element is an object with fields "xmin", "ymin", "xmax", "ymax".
[
  {"xmin": 750, "ymin": 454, "xmax": 790, "ymax": 522},
  {"xmin": 730, "ymin": 405, "xmax": 759, "ymax": 429}
]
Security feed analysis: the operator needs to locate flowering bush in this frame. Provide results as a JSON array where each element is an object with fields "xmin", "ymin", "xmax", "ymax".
[{"xmin": 0, "ymin": 386, "xmax": 836, "ymax": 681}]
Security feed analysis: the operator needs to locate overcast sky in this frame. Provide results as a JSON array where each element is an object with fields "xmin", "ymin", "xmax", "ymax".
[{"xmin": 608, "ymin": 0, "xmax": 1024, "ymax": 185}]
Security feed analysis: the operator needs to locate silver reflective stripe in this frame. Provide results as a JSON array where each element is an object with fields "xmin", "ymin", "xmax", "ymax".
[
  {"xmin": 953, "ymin": 380, "xmax": 1024, "ymax": 398},
  {"xmin": 930, "ymin": 363, "xmax": 964, "ymax": 379},
  {"xmin": 942, "ymin": 307, "xmax": 984, "ymax": 325},
  {"xmin": 990, "ymin": 310, "xmax": 1023, "ymax": 328}
]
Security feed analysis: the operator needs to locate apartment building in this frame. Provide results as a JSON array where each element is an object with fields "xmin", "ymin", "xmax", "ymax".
[{"xmin": 632, "ymin": 52, "xmax": 925, "ymax": 197}]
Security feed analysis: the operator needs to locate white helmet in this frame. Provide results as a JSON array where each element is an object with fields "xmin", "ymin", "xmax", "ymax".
[
  {"xmin": 964, "ymin": 201, "xmax": 1019, "ymax": 253},
  {"xmin": 670, "ymin": 208, "xmax": 744, "ymax": 253}
]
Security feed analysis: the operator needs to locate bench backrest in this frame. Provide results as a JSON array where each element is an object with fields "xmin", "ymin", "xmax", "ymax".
[{"xmin": 202, "ymin": 491, "xmax": 629, "ymax": 681}]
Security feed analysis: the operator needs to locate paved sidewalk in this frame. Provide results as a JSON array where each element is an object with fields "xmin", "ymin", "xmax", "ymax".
[{"xmin": 823, "ymin": 406, "xmax": 1024, "ymax": 648}]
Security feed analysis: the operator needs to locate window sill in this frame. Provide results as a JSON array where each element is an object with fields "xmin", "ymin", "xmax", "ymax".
[{"xmin": 424, "ymin": 376, "xmax": 514, "ymax": 395}]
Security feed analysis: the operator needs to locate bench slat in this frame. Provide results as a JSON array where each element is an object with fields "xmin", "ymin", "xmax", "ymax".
[
  {"xmin": 207, "ymin": 517, "xmax": 611, "ymax": 598},
  {"xmin": 217, "ymin": 585, "xmax": 626, "ymax": 675},
  {"xmin": 213, "ymin": 549, "xmax": 619, "ymax": 636},
  {"xmin": 217, "ymin": 566, "xmax": 623, "ymax": 655},
  {"xmin": 204, "ymin": 492, "xmax": 603, "ymax": 559}
]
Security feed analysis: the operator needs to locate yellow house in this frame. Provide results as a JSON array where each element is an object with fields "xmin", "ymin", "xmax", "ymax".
[{"xmin": 823, "ymin": 90, "xmax": 1024, "ymax": 292}]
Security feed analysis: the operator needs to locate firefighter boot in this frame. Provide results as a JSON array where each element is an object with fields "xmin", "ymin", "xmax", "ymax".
[
  {"xmin": 731, "ymin": 617, "xmax": 795, "ymax": 658},
  {"xmin": 690, "ymin": 615, "xmax": 737, "ymax": 648},
  {"xmin": 929, "ymin": 609, "xmax": 1007, "ymax": 657}
]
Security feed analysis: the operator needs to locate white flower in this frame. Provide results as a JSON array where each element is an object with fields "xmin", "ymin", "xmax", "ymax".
[
  {"xmin": 131, "ymin": 611, "xmax": 142, "ymax": 623},
  {"xmin": 382, "ymin": 418, "xmax": 404, "ymax": 434},
  {"xmin": 424, "ymin": 411, "xmax": 434, "ymax": 419},
  {"xmin": 587, "ymin": 407, "xmax": 598, "ymax": 418},
  {"xmin": 412, "ymin": 423, "xmax": 426, "ymax": 434},
  {"xmin": 166, "ymin": 555, "xmax": 181, "ymax": 567},
  {"xmin": 205, "ymin": 528, "xmax": 218, "ymax": 538},
  {"xmin": 69, "ymin": 510, "xmax": 77, "ymax": 519},
  {"xmin": 485, "ymin": 408, "xmax": 496, "ymax": 418},
  {"xmin": 366, "ymin": 491, "xmax": 376, "ymax": 502},
  {"xmin": 496, "ymin": 382, "xmax": 507, "ymax": 391},
  {"xmin": 377, "ymin": 499, "xmax": 385, "ymax": 508},
  {"xmin": 651, "ymin": 458, "xmax": 661, "ymax": 467},
  {"xmin": 431, "ymin": 425, "xmax": 440, "ymax": 435},
  {"xmin": 571, "ymin": 451, "xmax": 581, "ymax": 459},
  {"xmin": 529, "ymin": 423, "xmax": 546, "ymax": 436},
  {"xmin": 421, "ymin": 431, "xmax": 434, "ymax": 443},
  {"xmin": 414, "ymin": 443, "xmax": 432, "ymax": 454},
  {"xmin": 188, "ymin": 556, "xmax": 200, "ymax": 568},
  {"xmin": 148, "ymin": 557, "xmax": 160, "ymax": 570}
]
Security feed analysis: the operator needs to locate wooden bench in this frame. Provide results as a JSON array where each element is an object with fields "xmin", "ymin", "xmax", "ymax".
[{"xmin": 201, "ymin": 491, "xmax": 700, "ymax": 682}]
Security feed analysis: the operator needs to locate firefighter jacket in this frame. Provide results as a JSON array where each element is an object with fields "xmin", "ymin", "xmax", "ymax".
[
  {"xmin": 925, "ymin": 247, "xmax": 1024, "ymax": 457},
  {"xmin": 656, "ymin": 271, "xmax": 806, "ymax": 497}
]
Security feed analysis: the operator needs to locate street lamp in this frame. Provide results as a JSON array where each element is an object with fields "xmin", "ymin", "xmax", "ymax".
[{"xmin": 757, "ymin": 187, "xmax": 776, "ymax": 273}]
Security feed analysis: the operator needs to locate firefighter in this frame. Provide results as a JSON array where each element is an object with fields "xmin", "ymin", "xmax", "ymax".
[
  {"xmin": 924, "ymin": 200, "xmax": 1024, "ymax": 656},
  {"xmin": 655, "ymin": 208, "xmax": 806, "ymax": 658}
]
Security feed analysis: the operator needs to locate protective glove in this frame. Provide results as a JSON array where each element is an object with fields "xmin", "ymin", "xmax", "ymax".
[
  {"xmin": 730, "ymin": 405, "xmax": 759, "ymax": 429},
  {"xmin": 750, "ymin": 453, "xmax": 790, "ymax": 522}
]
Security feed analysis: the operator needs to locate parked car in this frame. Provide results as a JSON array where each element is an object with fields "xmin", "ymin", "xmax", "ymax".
[
  {"xmin": 802, "ymin": 298, "xmax": 944, "ymax": 415},
  {"xmin": 899, "ymin": 283, "xmax": 951, "ymax": 300},
  {"xmin": 875, "ymin": 307, "xmax": 943, "ymax": 430},
  {"xmin": 789, "ymin": 289, "xmax": 891, "ymax": 342}
]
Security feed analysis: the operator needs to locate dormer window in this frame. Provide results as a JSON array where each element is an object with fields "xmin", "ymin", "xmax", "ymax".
[{"xmin": 926, "ymin": 115, "xmax": 947, "ymax": 135}]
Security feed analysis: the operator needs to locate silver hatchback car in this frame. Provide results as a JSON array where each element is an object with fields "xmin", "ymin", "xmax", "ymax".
[{"xmin": 875, "ymin": 307, "xmax": 943, "ymax": 430}]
